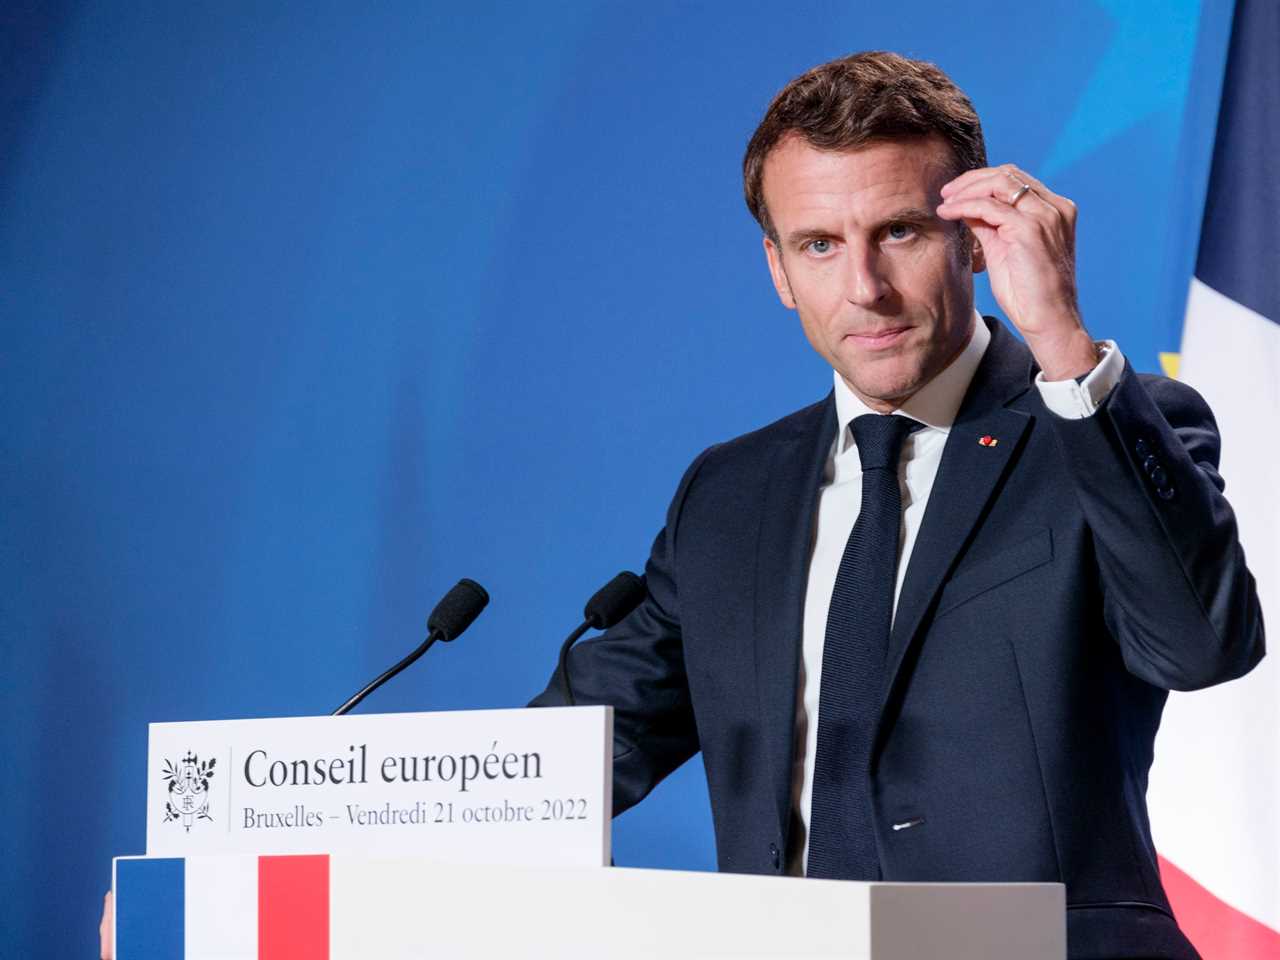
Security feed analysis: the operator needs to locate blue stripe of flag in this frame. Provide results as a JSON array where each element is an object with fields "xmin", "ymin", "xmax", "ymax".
[
  {"xmin": 1194, "ymin": 0, "xmax": 1280, "ymax": 326},
  {"xmin": 116, "ymin": 858, "xmax": 184, "ymax": 960}
]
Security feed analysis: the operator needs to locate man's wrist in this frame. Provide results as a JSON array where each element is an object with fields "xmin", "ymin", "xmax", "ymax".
[{"xmin": 1027, "ymin": 327, "xmax": 1100, "ymax": 381}]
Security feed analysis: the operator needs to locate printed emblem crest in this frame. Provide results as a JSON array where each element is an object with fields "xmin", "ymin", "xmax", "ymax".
[{"xmin": 162, "ymin": 751, "xmax": 216, "ymax": 831}]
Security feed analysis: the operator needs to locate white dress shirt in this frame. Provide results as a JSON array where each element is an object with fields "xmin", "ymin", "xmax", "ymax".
[{"xmin": 788, "ymin": 315, "xmax": 1124, "ymax": 875}]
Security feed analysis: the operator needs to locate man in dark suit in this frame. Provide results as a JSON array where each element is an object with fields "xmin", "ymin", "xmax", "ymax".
[{"xmin": 533, "ymin": 52, "xmax": 1263, "ymax": 960}]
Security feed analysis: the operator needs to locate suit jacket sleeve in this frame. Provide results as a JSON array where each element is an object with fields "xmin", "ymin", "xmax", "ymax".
[
  {"xmin": 1048, "ymin": 363, "xmax": 1265, "ymax": 690},
  {"xmin": 528, "ymin": 445, "xmax": 717, "ymax": 815}
]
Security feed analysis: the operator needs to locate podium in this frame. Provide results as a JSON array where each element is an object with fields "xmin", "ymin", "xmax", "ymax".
[
  {"xmin": 113, "ymin": 854, "xmax": 1065, "ymax": 958},
  {"xmin": 119, "ymin": 710, "xmax": 1066, "ymax": 957}
]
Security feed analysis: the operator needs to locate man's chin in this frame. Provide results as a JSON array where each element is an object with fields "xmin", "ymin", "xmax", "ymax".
[{"xmin": 840, "ymin": 371, "xmax": 924, "ymax": 412}]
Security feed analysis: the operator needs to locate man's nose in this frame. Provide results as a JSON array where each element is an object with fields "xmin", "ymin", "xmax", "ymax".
[{"xmin": 844, "ymin": 246, "xmax": 890, "ymax": 306}]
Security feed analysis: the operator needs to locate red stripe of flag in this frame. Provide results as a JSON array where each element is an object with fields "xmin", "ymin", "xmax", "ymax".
[
  {"xmin": 1159, "ymin": 855, "xmax": 1280, "ymax": 959},
  {"xmin": 259, "ymin": 855, "xmax": 329, "ymax": 960}
]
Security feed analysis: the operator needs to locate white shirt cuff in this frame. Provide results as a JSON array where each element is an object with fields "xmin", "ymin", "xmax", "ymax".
[{"xmin": 1034, "ymin": 340, "xmax": 1123, "ymax": 419}]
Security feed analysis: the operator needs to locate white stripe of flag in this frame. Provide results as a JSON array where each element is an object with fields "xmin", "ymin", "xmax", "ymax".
[{"xmin": 1147, "ymin": 0, "xmax": 1279, "ymax": 954}]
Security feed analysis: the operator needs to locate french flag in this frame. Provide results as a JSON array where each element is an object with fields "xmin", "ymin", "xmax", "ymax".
[
  {"xmin": 115, "ymin": 855, "xmax": 329, "ymax": 959},
  {"xmin": 1148, "ymin": 0, "xmax": 1280, "ymax": 956}
]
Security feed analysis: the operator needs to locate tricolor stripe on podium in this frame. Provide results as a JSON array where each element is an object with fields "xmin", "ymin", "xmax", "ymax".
[
  {"xmin": 1148, "ymin": 0, "xmax": 1280, "ymax": 957},
  {"xmin": 116, "ymin": 855, "xmax": 330, "ymax": 960}
]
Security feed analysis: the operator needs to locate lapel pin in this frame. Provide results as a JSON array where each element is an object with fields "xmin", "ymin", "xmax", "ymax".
[{"xmin": 978, "ymin": 435, "xmax": 998, "ymax": 447}]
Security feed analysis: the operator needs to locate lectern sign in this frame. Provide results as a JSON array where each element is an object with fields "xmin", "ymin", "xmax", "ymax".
[{"xmin": 145, "ymin": 706, "xmax": 612, "ymax": 866}]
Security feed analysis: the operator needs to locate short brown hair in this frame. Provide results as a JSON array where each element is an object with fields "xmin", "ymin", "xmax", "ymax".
[{"xmin": 743, "ymin": 51, "xmax": 986, "ymax": 239}]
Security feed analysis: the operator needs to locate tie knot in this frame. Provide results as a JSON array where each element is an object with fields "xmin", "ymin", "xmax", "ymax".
[{"xmin": 850, "ymin": 414, "xmax": 918, "ymax": 472}]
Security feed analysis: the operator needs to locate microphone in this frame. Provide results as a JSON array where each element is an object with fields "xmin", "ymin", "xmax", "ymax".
[
  {"xmin": 557, "ymin": 571, "xmax": 647, "ymax": 706},
  {"xmin": 333, "ymin": 578, "xmax": 489, "ymax": 716}
]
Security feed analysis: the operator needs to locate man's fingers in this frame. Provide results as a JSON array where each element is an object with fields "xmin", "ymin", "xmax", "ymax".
[
  {"xmin": 941, "ymin": 162, "xmax": 1039, "ymax": 196},
  {"xmin": 942, "ymin": 169, "xmax": 1038, "ymax": 207},
  {"xmin": 995, "ymin": 165, "xmax": 1076, "ymax": 221},
  {"xmin": 942, "ymin": 168, "xmax": 1022, "ymax": 202},
  {"xmin": 936, "ymin": 196, "xmax": 1020, "ymax": 229},
  {"xmin": 941, "ymin": 164, "xmax": 1075, "ymax": 221}
]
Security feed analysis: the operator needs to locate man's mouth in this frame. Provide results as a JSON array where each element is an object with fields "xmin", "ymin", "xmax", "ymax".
[{"xmin": 845, "ymin": 327, "xmax": 910, "ymax": 349}]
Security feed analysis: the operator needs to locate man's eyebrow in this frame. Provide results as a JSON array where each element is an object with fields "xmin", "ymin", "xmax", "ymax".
[{"xmin": 881, "ymin": 205, "xmax": 937, "ymax": 224}]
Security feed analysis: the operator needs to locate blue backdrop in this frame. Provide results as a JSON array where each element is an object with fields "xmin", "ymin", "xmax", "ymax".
[{"xmin": 0, "ymin": 2, "xmax": 1234, "ymax": 955}]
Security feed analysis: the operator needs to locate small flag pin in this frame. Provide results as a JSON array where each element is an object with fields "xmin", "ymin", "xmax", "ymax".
[{"xmin": 978, "ymin": 435, "xmax": 998, "ymax": 447}]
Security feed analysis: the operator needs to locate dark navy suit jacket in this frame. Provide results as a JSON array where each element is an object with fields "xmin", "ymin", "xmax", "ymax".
[{"xmin": 533, "ymin": 319, "xmax": 1264, "ymax": 960}]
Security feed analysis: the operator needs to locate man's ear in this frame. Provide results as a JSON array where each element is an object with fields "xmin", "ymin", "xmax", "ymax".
[
  {"xmin": 763, "ymin": 235, "xmax": 796, "ymax": 309},
  {"xmin": 970, "ymin": 230, "xmax": 986, "ymax": 274}
]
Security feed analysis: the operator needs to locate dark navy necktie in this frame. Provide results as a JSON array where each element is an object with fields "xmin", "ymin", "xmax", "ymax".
[{"xmin": 807, "ymin": 413, "xmax": 918, "ymax": 881}]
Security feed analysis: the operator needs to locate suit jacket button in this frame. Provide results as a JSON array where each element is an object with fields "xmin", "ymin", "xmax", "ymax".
[
  {"xmin": 769, "ymin": 843, "xmax": 780, "ymax": 869},
  {"xmin": 1142, "ymin": 454, "xmax": 1159, "ymax": 473},
  {"xmin": 1158, "ymin": 486, "xmax": 1176, "ymax": 501},
  {"xmin": 1150, "ymin": 465, "xmax": 1169, "ymax": 487},
  {"xmin": 1135, "ymin": 438, "xmax": 1151, "ymax": 458}
]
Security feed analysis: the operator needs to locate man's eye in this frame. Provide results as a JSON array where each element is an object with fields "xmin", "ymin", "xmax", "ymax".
[
  {"xmin": 885, "ymin": 222, "xmax": 915, "ymax": 241},
  {"xmin": 806, "ymin": 239, "xmax": 833, "ymax": 255}
]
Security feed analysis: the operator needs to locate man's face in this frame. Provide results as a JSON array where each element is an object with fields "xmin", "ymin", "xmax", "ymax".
[{"xmin": 761, "ymin": 135, "xmax": 983, "ymax": 412}]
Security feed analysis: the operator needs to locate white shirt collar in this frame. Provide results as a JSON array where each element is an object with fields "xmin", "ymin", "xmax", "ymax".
[{"xmin": 832, "ymin": 311, "xmax": 991, "ymax": 453}]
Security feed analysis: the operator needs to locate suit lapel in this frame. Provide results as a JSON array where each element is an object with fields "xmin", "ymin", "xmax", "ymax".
[
  {"xmin": 881, "ymin": 323, "xmax": 1035, "ymax": 708},
  {"xmin": 753, "ymin": 396, "xmax": 836, "ymax": 837}
]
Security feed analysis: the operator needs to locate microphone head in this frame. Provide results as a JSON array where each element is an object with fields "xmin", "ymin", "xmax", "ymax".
[
  {"xmin": 584, "ymin": 571, "xmax": 646, "ymax": 630},
  {"xmin": 427, "ymin": 578, "xmax": 489, "ymax": 642}
]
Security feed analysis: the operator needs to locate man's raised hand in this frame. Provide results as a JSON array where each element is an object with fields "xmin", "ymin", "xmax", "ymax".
[{"xmin": 937, "ymin": 163, "xmax": 1098, "ymax": 381}]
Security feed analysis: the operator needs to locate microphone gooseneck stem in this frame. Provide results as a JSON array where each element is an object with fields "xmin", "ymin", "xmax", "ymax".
[
  {"xmin": 333, "ymin": 631, "xmax": 441, "ymax": 716},
  {"xmin": 556, "ymin": 621, "xmax": 591, "ymax": 707}
]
